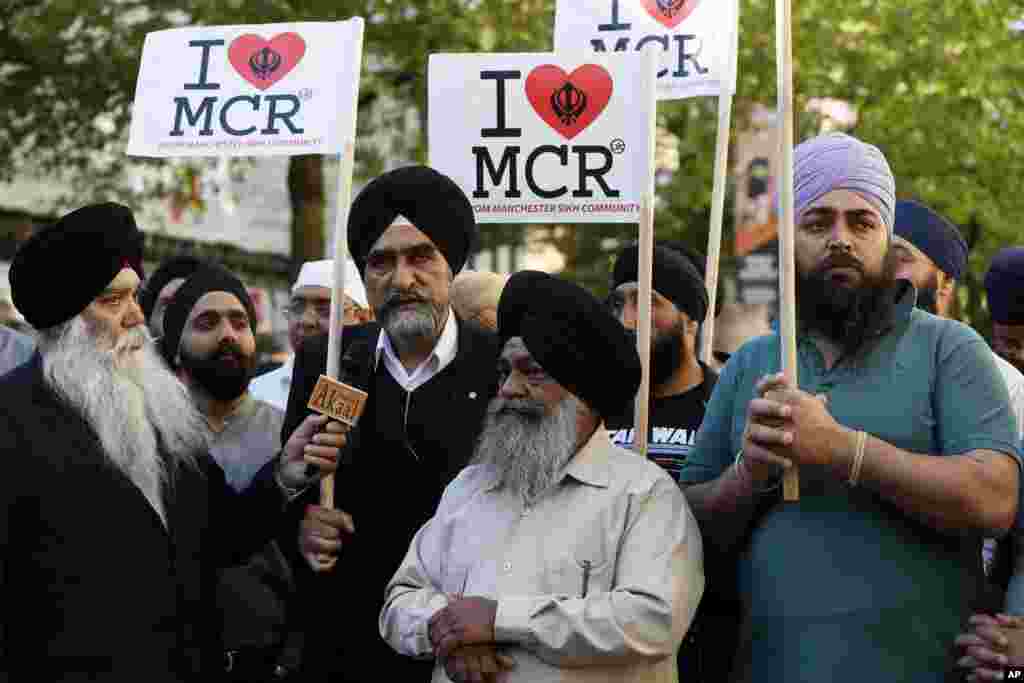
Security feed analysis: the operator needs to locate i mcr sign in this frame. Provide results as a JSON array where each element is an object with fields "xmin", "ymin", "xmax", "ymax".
[
  {"xmin": 554, "ymin": 0, "xmax": 738, "ymax": 100},
  {"xmin": 429, "ymin": 52, "xmax": 656, "ymax": 224},
  {"xmin": 128, "ymin": 20, "xmax": 362, "ymax": 157}
]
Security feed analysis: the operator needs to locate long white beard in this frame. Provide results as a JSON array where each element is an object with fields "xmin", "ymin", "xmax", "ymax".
[
  {"xmin": 39, "ymin": 317, "xmax": 209, "ymax": 526},
  {"xmin": 471, "ymin": 395, "xmax": 579, "ymax": 507}
]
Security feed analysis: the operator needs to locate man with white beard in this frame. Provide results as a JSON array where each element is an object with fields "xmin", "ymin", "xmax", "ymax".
[
  {"xmin": 379, "ymin": 270, "xmax": 704, "ymax": 683},
  {"xmin": 0, "ymin": 203, "xmax": 346, "ymax": 682}
]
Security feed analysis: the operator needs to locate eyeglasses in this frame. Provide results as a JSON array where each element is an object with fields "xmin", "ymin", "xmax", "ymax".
[{"xmin": 283, "ymin": 299, "xmax": 333, "ymax": 320}]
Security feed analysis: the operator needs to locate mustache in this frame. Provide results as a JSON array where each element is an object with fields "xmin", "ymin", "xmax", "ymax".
[
  {"xmin": 379, "ymin": 289, "xmax": 431, "ymax": 314},
  {"xmin": 212, "ymin": 341, "xmax": 246, "ymax": 362},
  {"xmin": 816, "ymin": 252, "xmax": 864, "ymax": 274},
  {"xmin": 487, "ymin": 397, "xmax": 547, "ymax": 419},
  {"xmin": 111, "ymin": 326, "xmax": 152, "ymax": 355}
]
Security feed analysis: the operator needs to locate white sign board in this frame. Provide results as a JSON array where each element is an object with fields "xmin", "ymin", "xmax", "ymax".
[
  {"xmin": 429, "ymin": 52, "xmax": 656, "ymax": 224},
  {"xmin": 554, "ymin": 0, "xmax": 738, "ymax": 100},
  {"xmin": 128, "ymin": 20, "xmax": 362, "ymax": 157}
]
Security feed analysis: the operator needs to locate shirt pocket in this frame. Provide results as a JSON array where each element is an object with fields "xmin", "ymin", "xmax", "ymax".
[{"xmin": 541, "ymin": 548, "xmax": 614, "ymax": 599}]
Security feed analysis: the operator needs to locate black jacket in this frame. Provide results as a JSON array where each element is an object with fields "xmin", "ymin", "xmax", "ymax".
[
  {"xmin": 0, "ymin": 356, "xmax": 285, "ymax": 682},
  {"xmin": 281, "ymin": 320, "xmax": 501, "ymax": 682}
]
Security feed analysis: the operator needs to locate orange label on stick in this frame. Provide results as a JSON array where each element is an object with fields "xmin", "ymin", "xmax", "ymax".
[{"xmin": 307, "ymin": 375, "xmax": 368, "ymax": 426}]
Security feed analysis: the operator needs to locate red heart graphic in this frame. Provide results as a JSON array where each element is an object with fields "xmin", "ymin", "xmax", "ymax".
[
  {"xmin": 524, "ymin": 65, "xmax": 613, "ymax": 141},
  {"xmin": 639, "ymin": 0, "xmax": 701, "ymax": 29},
  {"xmin": 228, "ymin": 32, "xmax": 306, "ymax": 91}
]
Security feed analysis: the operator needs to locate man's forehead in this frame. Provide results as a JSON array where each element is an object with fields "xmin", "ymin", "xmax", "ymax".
[
  {"xmin": 188, "ymin": 291, "xmax": 248, "ymax": 319},
  {"xmin": 804, "ymin": 188, "xmax": 881, "ymax": 217},
  {"xmin": 104, "ymin": 267, "xmax": 141, "ymax": 292},
  {"xmin": 614, "ymin": 281, "xmax": 672, "ymax": 304},
  {"xmin": 370, "ymin": 221, "xmax": 437, "ymax": 254},
  {"xmin": 292, "ymin": 285, "xmax": 332, "ymax": 301}
]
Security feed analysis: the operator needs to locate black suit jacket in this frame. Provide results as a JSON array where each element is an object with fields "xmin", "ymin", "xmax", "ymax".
[
  {"xmin": 281, "ymin": 319, "xmax": 501, "ymax": 682},
  {"xmin": 0, "ymin": 357, "xmax": 285, "ymax": 682}
]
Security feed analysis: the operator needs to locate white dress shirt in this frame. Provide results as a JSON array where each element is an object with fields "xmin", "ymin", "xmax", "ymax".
[
  {"xmin": 375, "ymin": 309, "xmax": 458, "ymax": 392},
  {"xmin": 380, "ymin": 427, "xmax": 704, "ymax": 683},
  {"xmin": 249, "ymin": 356, "xmax": 294, "ymax": 413}
]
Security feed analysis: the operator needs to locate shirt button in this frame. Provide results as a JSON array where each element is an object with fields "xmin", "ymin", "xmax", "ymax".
[{"xmin": 503, "ymin": 561, "xmax": 512, "ymax": 572}]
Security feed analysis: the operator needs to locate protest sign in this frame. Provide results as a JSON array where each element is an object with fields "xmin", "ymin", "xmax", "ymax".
[
  {"xmin": 429, "ymin": 52, "xmax": 657, "ymax": 224},
  {"xmin": 554, "ymin": 0, "xmax": 738, "ymax": 100},
  {"xmin": 127, "ymin": 20, "xmax": 362, "ymax": 158}
]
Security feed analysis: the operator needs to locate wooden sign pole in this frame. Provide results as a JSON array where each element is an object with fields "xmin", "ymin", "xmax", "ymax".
[{"xmin": 776, "ymin": 0, "xmax": 800, "ymax": 501}]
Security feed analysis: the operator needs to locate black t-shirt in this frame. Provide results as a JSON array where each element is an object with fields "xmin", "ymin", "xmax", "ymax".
[{"xmin": 606, "ymin": 362, "xmax": 717, "ymax": 483}]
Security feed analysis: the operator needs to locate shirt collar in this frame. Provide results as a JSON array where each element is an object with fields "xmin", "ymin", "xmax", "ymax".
[{"xmin": 374, "ymin": 307, "xmax": 458, "ymax": 373}]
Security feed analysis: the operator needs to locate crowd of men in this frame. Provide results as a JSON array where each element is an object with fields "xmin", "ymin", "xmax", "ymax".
[{"xmin": 2, "ymin": 131, "xmax": 1024, "ymax": 683}]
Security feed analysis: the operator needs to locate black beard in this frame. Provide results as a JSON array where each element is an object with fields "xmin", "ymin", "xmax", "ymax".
[
  {"xmin": 625, "ymin": 328, "xmax": 685, "ymax": 388},
  {"xmin": 179, "ymin": 343, "xmax": 254, "ymax": 402},
  {"xmin": 651, "ymin": 330, "xmax": 684, "ymax": 387},
  {"xmin": 796, "ymin": 251, "xmax": 899, "ymax": 357}
]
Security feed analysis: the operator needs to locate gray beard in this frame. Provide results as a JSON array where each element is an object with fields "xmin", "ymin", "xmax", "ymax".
[
  {"xmin": 381, "ymin": 304, "xmax": 443, "ymax": 357},
  {"xmin": 471, "ymin": 395, "xmax": 579, "ymax": 507},
  {"xmin": 39, "ymin": 317, "xmax": 209, "ymax": 526}
]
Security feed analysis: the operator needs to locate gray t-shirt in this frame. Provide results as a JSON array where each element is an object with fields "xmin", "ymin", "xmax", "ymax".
[
  {"xmin": 0, "ymin": 326, "xmax": 34, "ymax": 377},
  {"xmin": 210, "ymin": 394, "xmax": 285, "ymax": 492}
]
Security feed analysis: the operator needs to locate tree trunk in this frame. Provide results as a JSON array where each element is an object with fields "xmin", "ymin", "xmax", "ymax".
[{"xmin": 288, "ymin": 154, "xmax": 326, "ymax": 277}]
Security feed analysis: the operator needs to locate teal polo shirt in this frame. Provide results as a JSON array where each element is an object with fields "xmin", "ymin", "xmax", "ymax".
[{"xmin": 682, "ymin": 283, "xmax": 1022, "ymax": 683}]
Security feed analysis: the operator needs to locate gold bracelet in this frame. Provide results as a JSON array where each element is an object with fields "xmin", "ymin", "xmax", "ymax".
[{"xmin": 848, "ymin": 430, "xmax": 868, "ymax": 487}]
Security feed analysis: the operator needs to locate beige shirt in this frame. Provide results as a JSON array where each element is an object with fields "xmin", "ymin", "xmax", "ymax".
[{"xmin": 380, "ymin": 428, "xmax": 704, "ymax": 683}]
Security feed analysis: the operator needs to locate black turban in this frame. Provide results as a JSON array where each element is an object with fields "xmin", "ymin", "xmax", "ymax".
[
  {"xmin": 10, "ymin": 202, "xmax": 144, "ymax": 330},
  {"xmin": 139, "ymin": 254, "xmax": 207, "ymax": 320},
  {"xmin": 894, "ymin": 200, "xmax": 967, "ymax": 281},
  {"xmin": 612, "ymin": 243, "xmax": 709, "ymax": 323},
  {"xmin": 160, "ymin": 265, "xmax": 256, "ymax": 365},
  {"xmin": 498, "ymin": 270, "xmax": 641, "ymax": 420},
  {"xmin": 348, "ymin": 165, "xmax": 476, "ymax": 275},
  {"xmin": 985, "ymin": 247, "xmax": 1024, "ymax": 325}
]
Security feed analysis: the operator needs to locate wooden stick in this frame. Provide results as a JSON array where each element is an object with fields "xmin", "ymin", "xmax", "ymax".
[
  {"xmin": 700, "ymin": 0, "xmax": 739, "ymax": 366},
  {"xmin": 635, "ymin": 193, "xmax": 654, "ymax": 459},
  {"xmin": 321, "ymin": 18, "xmax": 365, "ymax": 509},
  {"xmin": 633, "ymin": 48, "xmax": 658, "ymax": 459},
  {"xmin": 699, "ymin": 93, "xmax": 733, "ymax": 366},
  {"xmin": 775, "ymin": 0, "xmax": 799, "ymax": 501}
]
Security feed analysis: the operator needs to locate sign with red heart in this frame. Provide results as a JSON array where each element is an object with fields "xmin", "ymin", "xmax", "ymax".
[
  {"xmin": 553, "ymin": 0, "xmax": 738, "ymax": 101},
  {"xmin": 428, "ymin": 52, "xmax": 656, "ymax": 225},
  {"xmin": 127, "ymin": 20, "xmax": 363, "ymax": 158},
  {"xmin": 525, "ymin": 65, "xmax": 613, "ymax": 140},
  {"xmin": 640, "ymin": 0, "xmax": 701, "ymax": 29},
  {"xmin": 228, "ymin": 32, "xmax": 307, "ymax": 90}
]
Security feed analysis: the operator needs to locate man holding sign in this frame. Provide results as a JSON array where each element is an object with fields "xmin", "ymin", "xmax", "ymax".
[
  {"xmin": 285, "ymin": 166, "xmax": 502, "ymax": 682},
  {"xmin": 680, "ymin": 133, "xmax": 1021, "ymax": 681}
]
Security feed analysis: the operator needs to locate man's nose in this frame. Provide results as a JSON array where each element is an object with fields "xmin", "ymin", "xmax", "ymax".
[
  {"xmin": 392, "ymin": 258, "xmax": 416, "ymax": 290},
  {"xmin": 123, "ymin": 298, "xmax": 145, "ymax": 329}
]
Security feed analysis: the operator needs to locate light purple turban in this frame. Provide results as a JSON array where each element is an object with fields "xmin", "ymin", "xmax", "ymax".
[{"xmin": 793, "ymin": 132, "xmax": 895, "ymax": 238}]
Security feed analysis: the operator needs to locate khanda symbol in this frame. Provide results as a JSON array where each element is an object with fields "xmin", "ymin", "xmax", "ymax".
[
  {"xmin": 551, "ymin": 81, "xmax": 587, "ymax": 127},
  {"xmin": 656, "ymin": 0, "xmax": 688, "ymax": 17},
  {"xmin": 249, "ymin": 46, "xmax": 283, "ymax": 80}
]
